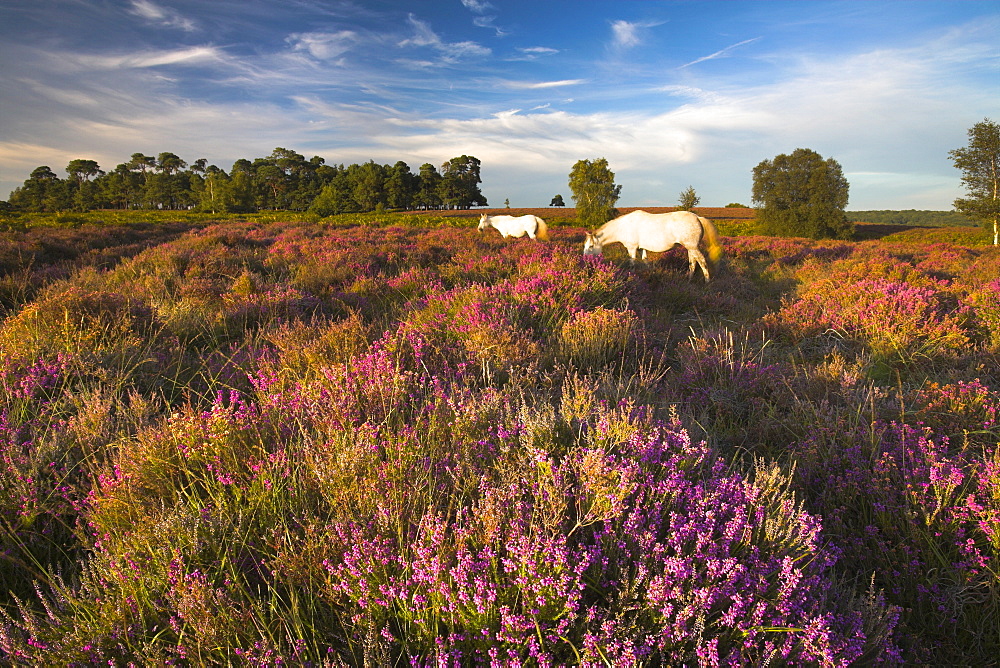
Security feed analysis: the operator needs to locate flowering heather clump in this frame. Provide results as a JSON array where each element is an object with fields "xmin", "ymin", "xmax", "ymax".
[
  {"xmin": 319, "ymin": 402, "xmax": 896, "ymax": 665},
  {"xmin": 670, "ymin": 329, "xmax": 789, "ymax": 449},
  {"xmin": 965, "ymin": 278, "xmax": 1000, "ymax": 351},
  {"xmin": 774, "ymin": 275, "xmax": 970, "ymax": 362},
  {"xmin": 791, "ymin": 417, "xmax": 999, "ymax": 660},
  {"xmin": 555, "ymin": 306, "xmax": 640, "ymax": 370},
  {"xmin": 0, "ymin": 354, "xmax": 78, "ymax": 584},
  {"xmin": 0, "ymin": 287, "xmax": 157, "ymax": 362},
  {"xmin": 911, "ymin": 379, "xmax": 999, "ymax": 441}
]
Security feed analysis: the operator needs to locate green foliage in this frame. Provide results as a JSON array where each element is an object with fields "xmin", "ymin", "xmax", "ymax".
[
  {"xmin": 849, "ymin": 210, "xmax": 973, "ymax": 227},
  {"xmin": 950, "ymin": 118, "xmax": 1000, "ymax": 244},
  {"xmin": 752, "ymin": 148, "xmax": 853, "ymax": 240},
  {"xmin": 440, "ymin": 155, "xmax": 487, "ymax": 209},
  {"xmin": 8, "ymin": 150, "xmax": 486, "ymax": 216},
  {"xmin": 678, "ymin": 185, "xmax": 700, "ymax": 211},
  {"xmin": 568, "ymin": 157, "xmax": 622, "ymax": 228},
  {"xmin": 550, "ymin": 194, "xmax": 565, "ymax": 207}
]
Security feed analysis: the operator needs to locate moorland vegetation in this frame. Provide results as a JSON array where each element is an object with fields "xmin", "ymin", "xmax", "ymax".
[{"xmin": 0, "ymin": 210, "xmax": 998, "ymax": 664}]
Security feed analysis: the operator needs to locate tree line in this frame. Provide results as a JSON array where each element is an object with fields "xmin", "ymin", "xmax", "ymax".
[
  {"xmin": 847, "ymin": 210, "xmax": 972, "ymax": 227},
  {"xmin": 5, "ymin": 149, "xmax": 487, "ymax": 214}
]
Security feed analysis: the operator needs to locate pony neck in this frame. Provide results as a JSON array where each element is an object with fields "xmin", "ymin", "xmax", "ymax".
[{"xmin": 596, "ymin": 217, "xmax": 618, "ymax": 237}]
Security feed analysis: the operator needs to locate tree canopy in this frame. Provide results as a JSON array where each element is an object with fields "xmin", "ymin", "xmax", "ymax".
[
  {"xmin": 949, "ymin": 118, "xmax": 1000, "ymax": 245},
  {"xmin": 6, "ymin": 150, "xmax": 489, "ymax": 214},
  {"xmin": 678, "ymin": 186, "xmax": 700, "ymax": 211},
  {"xmin": 752, "ymin": 148, "xmax": 852, "ymax": 240},
  {"xmin": 569, "ymin": 158, "xmax": 621, "ymax": 228}
]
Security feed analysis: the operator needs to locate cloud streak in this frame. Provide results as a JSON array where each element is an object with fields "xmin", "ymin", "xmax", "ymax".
[
  {"xmin": 610, "ymin": 19, "xmax": 664, "ymax": 49},
  {"xmin": 678, "ymin": 37, "xmax": 762, "ymax": 68},
  {"xmin": 399, "ymin": 14, "xmax": 491, "ymax": 63},
  {"xmin": 287, "ymin": 31, "xmax": 359, "ymax": 61},
  {"xmin": 72, "ymin": 47, "xmax": 227, "ymax": 71},
  {"xmin": 502, "ymin": 79, "xmax": 586, "ymax": 90},
  {"xmin": 127, "ymin": 0, "xmax": 197, "ymax": 32}
]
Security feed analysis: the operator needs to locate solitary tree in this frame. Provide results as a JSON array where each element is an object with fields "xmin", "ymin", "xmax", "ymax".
[
  {"xmin": 569, "ymin": 158, "xmax": 621, "ymax": 227},
  {"xmin": 949, "ymin": 118, "xmax": 1000, "ymax": 245},
  {"xmin": 550, "ymin": 194, "xmax": 565, "ymax": 207},
  {"xmin": 678, "ymin": 185, "xmax": 700, "ymax": 211},
  {"xmin": 752, "ymin": 148, "xmax": 852, "ymax": 240}
]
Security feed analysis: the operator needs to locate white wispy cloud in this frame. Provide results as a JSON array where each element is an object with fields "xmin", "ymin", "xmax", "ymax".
[
  {"xmin": 679, "ymin": 37, "xmax": 761, "ymax": 69},
  {"xmin": 72, "ymin": 46, "xmax": 227, "ymax": 70},
  {"xmin": 461, "ymin": 0, "xmax": 495, "ymax": 13},
  {"xmin": 287, "ymin": 31, "xmax": 359, "ymax": 61},
  {"xmin": 502, "ymin": 79, "xmax": 585, "ymax": 90},
  {"xmin": 519, "ymin": 47, "xmax": 558, "ymax": 56},
  {"xmin": 399, "ymin": 14, "xmax": 491, "ymax": 62},
  {"xmin": 461, "ymin": 0, "xmax": 505, "ymax": 36},
  {"xmin": 610, "ymin": 19, "xmax": 664, "ymax": 49},
  {"xmin": 127, "ymin": 0, "xmax": 197, "ymax": 32},
  {"xmin": 508, "ymin": 46, "xmax": 559, "ymax": 61},
  {"xmin": 473, "ymin": 16, "xmax": 506, "ymax": 36}
]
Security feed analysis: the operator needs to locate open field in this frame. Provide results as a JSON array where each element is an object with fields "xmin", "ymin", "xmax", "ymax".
[{"xmin": 1, "ymin": 212, "xmax": 999, "ymax": 664}]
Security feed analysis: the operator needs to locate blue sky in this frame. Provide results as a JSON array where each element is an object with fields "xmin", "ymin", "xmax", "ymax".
[{"xmin": 0, "ymin": 0, "xmax": 997, "ymax": 209}]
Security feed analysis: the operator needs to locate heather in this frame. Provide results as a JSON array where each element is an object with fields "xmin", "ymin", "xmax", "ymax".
[{"xmin": 1, "ymin": 215, "xmax": 999, "ymax": 664}]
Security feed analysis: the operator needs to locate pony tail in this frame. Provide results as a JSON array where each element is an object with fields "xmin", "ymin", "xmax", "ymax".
[
  {"xmin": 535, "ymin": 217, "xmax": 550, "ymax": 241},
  {"xmin": 699, "ymin": 217, "xmax": 723, "ymax": 263}
]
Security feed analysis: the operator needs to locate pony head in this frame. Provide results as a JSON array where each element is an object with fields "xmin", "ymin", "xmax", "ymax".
[
  {"xmin": 582, "ymin": 233, "xmax": 602, "ymax": 256},
  {"xmin": 477, "ymin": 214, "xmax": 489, "ymax": 231}
]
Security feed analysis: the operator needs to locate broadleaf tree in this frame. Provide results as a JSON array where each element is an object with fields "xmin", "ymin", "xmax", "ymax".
[
  {"xmin": 569, "ymin": 158, "xmax": 621, "ymax": 228},
  {"xmin": 752, "ymin": 148, "xmax": 852, "ymax": 240},
  {"xmin": 949, "ymin": 118, "xmax": 1000, "ymax": 245}
]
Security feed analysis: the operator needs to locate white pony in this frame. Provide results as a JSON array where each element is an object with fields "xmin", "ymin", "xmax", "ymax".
[
  {"xmin": 583, "ymin": 210, "xmax": 723, "ymax": 281},
  {"xmin": 478, "ymin": 213, "xmax": 550, "ymax": 241}
]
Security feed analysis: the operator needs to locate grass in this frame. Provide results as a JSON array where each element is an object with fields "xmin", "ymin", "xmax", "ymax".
[{"xmin": 1, "ymin": 210, "xmax": 999, "ymax": 664}]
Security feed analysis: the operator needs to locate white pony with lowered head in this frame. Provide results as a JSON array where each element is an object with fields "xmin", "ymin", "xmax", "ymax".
[
  {"xmin": 583, "ymin": 210, "xmax": 722, "ymax": 281},
  {"xmin": 478, "ymin": 213, "xmax": 549, "ymax": 241}
]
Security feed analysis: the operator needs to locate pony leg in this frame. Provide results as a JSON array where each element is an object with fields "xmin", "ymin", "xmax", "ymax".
[{"xmin": 688, "ymin": 248, "xmax": 710, "ymax": 281}]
